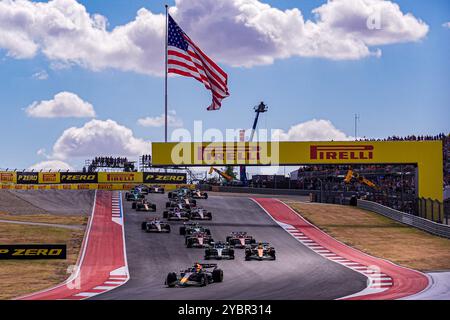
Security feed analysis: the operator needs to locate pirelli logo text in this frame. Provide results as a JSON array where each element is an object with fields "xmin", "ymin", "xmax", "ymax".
[
  {"xmin": 310, "ymin": 145, "xmax": 374, "ymax": 161},
  {"xmin": 40, "ymin": 172, "xmax": 60, "ymax": 184},
  {"xmin": 61, "ymin": 173, "xmax": 98, "ymax": 184},
  {"xmin": 0, "ymin": 245, "xmax": 66, "ymax": 260}
]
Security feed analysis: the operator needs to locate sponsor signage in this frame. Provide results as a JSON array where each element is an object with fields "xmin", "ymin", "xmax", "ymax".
[
  {"xmin": 144, "ymin": 172, "xmax": 187, "ymax": 184},
  {"xmin": 60, "ymin": 172, "xmax": 98, "ymax": 184},
  {"xmin": 0, "ymin": 244, "xmax": 66, "ymax": 260},
  {"xmin": 310, "ymin": 145, "xmax": 374, "ymax": 161},
  {"xmin": 17, "ymin": 172, "xmax": 38, "ymax": 184},
  {"xmin": 152, "ymin": 141, "xmax": 443, "ymax": 201},
  {"xmin": 98, "ymin": 172, "xmax": 143, "ymax": 183}
]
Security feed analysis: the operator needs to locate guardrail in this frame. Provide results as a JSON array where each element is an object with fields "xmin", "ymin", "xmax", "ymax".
[{"xmin": 357, "ymin": 199, "xmax": 450, "ymax": 239}]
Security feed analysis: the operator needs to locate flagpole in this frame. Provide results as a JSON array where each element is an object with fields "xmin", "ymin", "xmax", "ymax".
[{"xmin": 164, "ymin": 4, "xmax": 168, "ymax": 143}]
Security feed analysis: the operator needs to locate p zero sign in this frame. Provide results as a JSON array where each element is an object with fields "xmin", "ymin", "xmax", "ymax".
[
  {"xmin": 60, "ymin": 173, "xmax": 98, "ymax": 184},
  {"xmin": 144, "ymin": 172, "xmax": 187, "ymax": 184}
]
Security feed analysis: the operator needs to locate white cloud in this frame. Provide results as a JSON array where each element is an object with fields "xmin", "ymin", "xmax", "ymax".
[
  {"xmin": 52, "ymin": 119, "xmax": 151, "ymax": 160},
  {"xmin": 28, "ymin": 160, "xmax": 73, "ymax": 171},
  {"xmin": 272, "ymin": 119, "xmax": 353, "ymax": 141},
  {"xmin": 0, "ymin": 0, "xmax": 429, "ymax": 74},
  {"xmin": 32, "ymin": 70, "xmax": 48, "ymax": 80},
  {"xmin": 443, "ymin": 22, "xmax": 450, "ymax": 29},
  {"xmin": 25, "ymin": 91, "xmax": 95, "ymax": 118},
  {"xmin": 138, "ymin": 110, "xmax": 183, "ymax": 128}
]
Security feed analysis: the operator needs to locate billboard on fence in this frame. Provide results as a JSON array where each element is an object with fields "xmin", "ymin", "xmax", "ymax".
[
  {"xmin": 143, "ymin": 172, "xmax": 187, "ymax": 184},
  {"xmin": 16, "ymin": 172, "xmax": 39, "ymax": 184},
  {"xmin": 98, "ymin": 172, "xmax": 143, "ymax": 183},
  {"xmin": 0, "ymin": 172, "xmax": 16, "ymax": 184},
  {"xmin": 60, "ymin": 172, "xmax": 98, "ymax": 184},
  {"xmin": 152, "ymin": 141, "xmax": 443, "ymax": 201},
  {"xmin": 38, "ymin": 172, "xmax": 60, "ymax": 184}
]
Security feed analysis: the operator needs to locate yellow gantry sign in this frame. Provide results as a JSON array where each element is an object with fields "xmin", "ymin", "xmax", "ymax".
[{"xmin": 152, "ymin": 140, "xmax": 443, "ymax": 201}]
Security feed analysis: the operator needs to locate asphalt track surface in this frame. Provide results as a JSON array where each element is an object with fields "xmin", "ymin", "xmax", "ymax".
[{"xmin": 96, "ymin": 193, "xmax": 367, "ymax": 300}]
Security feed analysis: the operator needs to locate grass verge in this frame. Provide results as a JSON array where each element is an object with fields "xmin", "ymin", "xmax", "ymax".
[
  {"xmin": 284, "ymin": 201, "xmax": 450, "ymax": 272},
  {"xmin": 0, "ymin": 223, "xmax": 84, "ymax": 300}
]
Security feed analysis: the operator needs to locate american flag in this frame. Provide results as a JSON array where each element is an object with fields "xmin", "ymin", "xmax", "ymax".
[{"xmin": 167, "ymin": 14, "xmax": 229, "ymax": 111}]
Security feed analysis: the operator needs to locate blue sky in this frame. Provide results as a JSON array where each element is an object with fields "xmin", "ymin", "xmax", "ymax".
[{"xmin": 0, "ymin": 0, "xmax": 449, "ymax": 171}]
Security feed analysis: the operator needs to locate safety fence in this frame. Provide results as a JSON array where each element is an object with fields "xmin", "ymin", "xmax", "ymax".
[{"xmin": 357, "ymin": 199, "xmax": 450, "ymax": 239}]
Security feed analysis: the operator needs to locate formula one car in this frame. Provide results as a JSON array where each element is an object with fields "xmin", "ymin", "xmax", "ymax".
[
  {"xmin": 179, "ymin": 222, "xmax": 211, "ymax": 236},
  {"xmin": 191, "ymin": 189, "xmax": 208, "ymax": 199},
  {"xmin": 141, "ymin": 218, "xmax": 171, "ymax": 233},
  {"xmin": 125, "ymin": 190, "xmax": 145, "ymax": 201},
  {"xmin": 185, "ymin": 231, "xmax": 214, "ymax": 248},
  {"xmin": 226, "ymin": 232, "xmax": 256, "ymax": 248},
  {"xmin": 204, "ymin": 242, "xmax": 234, "ymax": 260},
  {"xmin": 148, "ymin": 185, "xmax": 165, "ymax": 194},
  {"xmin": 132, "ymin": 199, "xmax": 156, "ymax": 212},
  {"xmin": 163, "ymin": 208, "xmax": 191, "ymax": 221},
  {"xmin": 245, "ymin": 242, "xmax": 276, "ymax": 261},
  {"xmin": 190, "ymin": 207, "xmax": 212, "ymax": 220},
  {"xmin": 165, "ymin": 263, "xmax": 223, "ymax": 287}
]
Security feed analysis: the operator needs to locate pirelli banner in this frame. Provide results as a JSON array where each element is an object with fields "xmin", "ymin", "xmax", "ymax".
[
  {"xmin": 98, "ymin": 172, "xmax": 143, "ymax": 183},
  {"xmin": 143, "ymin": 172, "xmax": 187, "ymax": 184},
  {"xmin": 152, "ymin": 141, "xmax": 443, "ymax": 201},
  {"xmin": 0, "ymin": 172, "xmax": 16, "ymax": 184}
]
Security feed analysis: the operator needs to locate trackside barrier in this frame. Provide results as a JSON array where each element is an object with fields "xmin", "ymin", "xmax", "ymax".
[{"xmin": 357, "ymin": 199, "xmax": 450, "ymax": 239}]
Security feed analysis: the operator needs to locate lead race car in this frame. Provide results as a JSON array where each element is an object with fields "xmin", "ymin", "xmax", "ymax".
[
  {"xmin": 132, "ymin": 199, "xmax": 156, "ymax": 212},
  {"xmin": 165, "ymin": 263, "xmax": 223, "ymax": 287},
  {"xmin": 226, "ymin": 232, "xmax": 256, "ymax": 248},
  {"xmin": 190, "ymin": 207, "xmax": 212, "ymax": 220},
  {"xmin": 245, "ymin": 242, "xmax": 276, "ymax": 261},
  {"xmin": 141, "ymin": 217, "xmax": 171, "ymax": 233},
  {"xmin": 179, "ymin": 222, "xmax": 211, "ymax": 236},
  {"xmin": 204, "ymin": 242, "xmax": 235, "ymax": 260}
]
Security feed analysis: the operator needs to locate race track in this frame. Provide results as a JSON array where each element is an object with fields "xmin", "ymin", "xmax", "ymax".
[{"xmin": 96, "ymin": 193, "xmax": 367, "ymax": 300}]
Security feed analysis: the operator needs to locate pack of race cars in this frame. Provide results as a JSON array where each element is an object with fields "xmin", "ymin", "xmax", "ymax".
[{"xmin": 126, "ymin": 185, "xmax": 276, "ymax": 288}]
